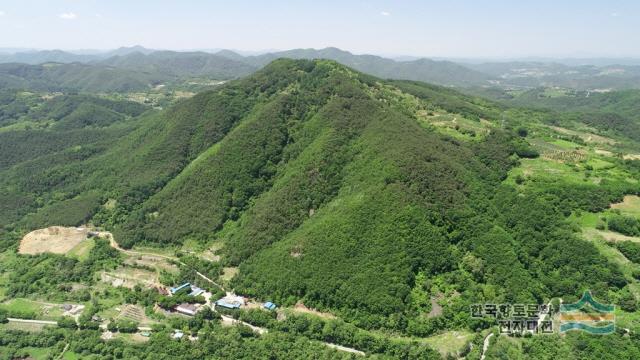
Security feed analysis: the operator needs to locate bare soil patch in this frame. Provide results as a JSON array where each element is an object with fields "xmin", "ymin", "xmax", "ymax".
[
  {"xmin": 595, "ymin": 149, "xmax": 614, "ymax": 157},
  {"xmin": 124, "ymin": 254, "xmax": 179, "ymax": 273},
  {"xmin": 19, "ymin": 226, "xmax": 88, "ymax": 255},
  {"xmin": 611, "ymin": 195, "xmax": 640, "ymax": 216},
  {"xmin": 291, "ymin": 301, "xmax": 336, "ymax": 319},
  {"xmin": 101, "ymin": 267, "xmax": 158, "ymax": 289},
  {"xmin": 428, "ymin": 293, "xmax": 444, "ymax": 318}
]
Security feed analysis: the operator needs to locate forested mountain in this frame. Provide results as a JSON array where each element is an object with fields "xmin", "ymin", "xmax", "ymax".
[
  {"xmin": 5, "ymin": 47, "xmax": 640, "ymax": 92},
  {"xmin": 0, "ymin": 62, "xmax": 166, "ymax": 92},
  {"xmin": 0, "ymin": 50, "xmax": 98, "ymax": 64},
  {"xmin": 98, "ymin": 50, "xmax": 257, "ymax": 79},
  {"xmin": 0, "ymin": 46, "xmax": 156, "ymax": 64},
  {"xmin": 0, "ymin": 47, "xmax": 490, "ymax": 87},
  {"xmin": 218, "ymin": 47, "xmax": 494, "ymax": 87},
  {"xmin": 2, "ymin": 59, "xmax": 640, "ymax": 359}
]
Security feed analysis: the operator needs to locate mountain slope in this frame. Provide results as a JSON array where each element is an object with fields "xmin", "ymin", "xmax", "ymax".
[
  {"xmin": 98, "ymin": 51, "xmax": 257, "ymax": 79},
  {"xmin": 0, "ymin": 60, "xmax": 634, "ymax": 347},
  {"xmin": 88, "ymin": 60, "xmax": 624, "ymax": 332},
  {"xmin": 220, "ymin": 47, "xmax": 493, "ymax": 86},
  {"xmin": 0, "ymin": 62, "xmax": 164, "ymax": 92}
]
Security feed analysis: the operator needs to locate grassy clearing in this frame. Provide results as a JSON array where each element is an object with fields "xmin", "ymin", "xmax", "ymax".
[
  {"xmin": 124, "ymin": 254, "xmax": 178, "ymax": 274},
  {"xmin": 549, "ymin": 125, "xmax": 616, "ymax": 145},
  {"xmin": 0, "ymin": 298, "xmax": 65, "ymax": 320},
  {"xmin": 130, "ymin": 245, "xmax": 176, "ymax": 258},
  {"xmin": 595, "ymin": 230, "xmax": 640, "ymax": 243},
  {"xmin": 63, "ymin": 351, "xmax": 82, "ymax": 360},
  {"xmin": 416, "ymin": 110, "xmax": 490, "ymax": 141},
  {"xmin": 0, "ymin": 321, "xmax": 51, "ymax": 332},
  {"xmin": 68, "ymin": 238, "xmax": 95, "ymax": 260},
  {"xmin": 221, "ymin": 267, "xmax": 239, "ymax": 282},
  {"xmin": 422, "ymin": 330, "xmax": 473, "ymax": 357},
  {"xmin": 0, "ymin": 298, "xmax": 43, "ymax": 315},
  {"xmin": 586, "ymin": 158, "xmax": 615, "ymax": 170},
  {"xmin": 0, "ymin": 120, "xmax": 53, "ymax": 133},
  {"xmin": 581, "ymin": 229, "xmax": 639, "ymax": 279},
  {"xmin": 115, "ymin": 332, "xmax": 151, "ymax": 344},
  {"xmin": 181, "ymin": 238, "xmax": 207, "ymax": 252},
  {"xmin": 18, "ymin": 347, "xmax": 52, "ymax": 359},
  {"xmin": 506, "ymin": 157, "xmax": 586, "ymax": 186},
  {"xmin": 571, "ymin": 211, "xmax": 601, "ymax": 228},
  {"xmin": 102, "ymin": 266, "xmax": 158, "ymax": 288},
  {"xmin": 611, "ymin": 195, "xmax": 640, "ymax": 217},
  {"xmin": 550, "ymin": 138, "xmax": 582, "ymax": 149}
]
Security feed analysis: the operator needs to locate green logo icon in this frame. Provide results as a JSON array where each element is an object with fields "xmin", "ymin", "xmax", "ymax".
[{"xmin": 559, "ymin": 291, "xmax": 615, "ymax": 334}]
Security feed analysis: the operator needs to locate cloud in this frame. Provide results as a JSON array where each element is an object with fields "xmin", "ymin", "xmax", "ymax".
[
  {"xmin": 0, "ymin": 11, "xmax": 5, "ymax": 17},
  {"xmin": 611, "ymin": 12, "xmax": 620, "ymax": 17},
  {"xmin": 380, "ymin": 11, "xmax": 391, "ymax": 16},
  {"xmin": 59, "ymin": 12, "xmax": 78, "ymax": 20}
]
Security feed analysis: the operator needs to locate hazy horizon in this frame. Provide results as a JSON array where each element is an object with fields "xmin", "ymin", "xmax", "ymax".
[
  {"xmin": 1, "ymin": 0, "xmax": 639, "ymax": 59},
  {"xmin": 3, "ymin": 45, "xmax": 640, "ymax": 66}
]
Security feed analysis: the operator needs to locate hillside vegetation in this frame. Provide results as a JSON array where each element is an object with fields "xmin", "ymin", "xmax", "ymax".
[{"xmin": 1, "ymin": 59, "xmax": 640, "ymax": 359}]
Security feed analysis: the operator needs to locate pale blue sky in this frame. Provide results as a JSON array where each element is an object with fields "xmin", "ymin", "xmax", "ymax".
[{"xmin": 0, "ymin": 0, "xmax": 638, "ymax": 58}]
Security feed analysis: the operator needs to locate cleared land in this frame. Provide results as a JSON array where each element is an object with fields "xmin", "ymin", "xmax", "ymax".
[
  {"xmin": 611, "ymin": 195, "xmax": 640, "ymax": 217},
  {"xmin": 423, "ymin": 331, "xmax": 474, "ymax": 357},
  {"xmin": 288, "ymin": 302, "xmax": 336, "ymax": 319},
  {"xmin": 220, "ymin": 267, "xmax": 239, "ymax": 282},
  {"xmin": 1, "ymin": 321, "xmax": 51, "ymax": 332},
  {"xmin": 549, "ymin": 125, "xmax": 616, "ymax": 145},
  {"xmin": 19, "ymin": 226, "xmax": 89, "ymax": 255}
]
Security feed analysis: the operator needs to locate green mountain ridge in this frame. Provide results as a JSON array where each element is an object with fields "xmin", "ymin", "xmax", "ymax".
[
  {"xmin": 0, "ymin": 62, "xmax": 165, "ymax": 92},
  {"xmin": 2, "ymin": 59, "xmax": 640, "ymax": 359},
  {"xmin": 5, "ymin": 47, "xmax": 640, "ymax": 92},
  {"xmin": 1, "ymin": 58, "xmax": 629, "ymax": 320}
]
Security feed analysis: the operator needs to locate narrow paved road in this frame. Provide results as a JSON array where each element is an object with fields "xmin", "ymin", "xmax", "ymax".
[
  {"xmin": 220, "ymin": 315, "xmax": 268, "ymax": 335},
  {"xmin": 480, "ymin": 333, "xmax": 493, "ymax": 360},
  {"xmin": 325, "ymin": 343, "xmax": 365, "ymax": 356},
  {"xmin": 219, "ymin": 315, "xmax": 365, "ymax": 355},
  {"xmin": 55, "ymin": 343, "xmax": 69, "ymax": 360}
]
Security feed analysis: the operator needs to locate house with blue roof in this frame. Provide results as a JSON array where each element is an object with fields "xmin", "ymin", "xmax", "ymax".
[
  {"xmin": 215, "ymin": 299, "xmax": 242, "ymax": 309},
  {"xmin": 170, "ymin": 282, "xmax": 191, "ymax": 295},
  {"xmin": 189, "ymin": 286, "xmax": 205, "ymax": 297}
]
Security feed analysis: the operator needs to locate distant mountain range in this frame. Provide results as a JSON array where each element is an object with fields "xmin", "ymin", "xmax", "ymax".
[{"xmin": 2, "ymin": 46, "xmax": 640, "ymax": 91}]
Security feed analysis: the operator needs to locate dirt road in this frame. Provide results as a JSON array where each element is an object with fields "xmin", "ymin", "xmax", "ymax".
[{"xmin": 480, "ymin": 333, "xmax": 493, "ymax": 360}]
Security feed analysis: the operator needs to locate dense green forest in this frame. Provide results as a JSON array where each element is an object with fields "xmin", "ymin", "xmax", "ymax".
[{"xmin": 1, "ymin": 59, "xmax": 640, "ymax": 359}]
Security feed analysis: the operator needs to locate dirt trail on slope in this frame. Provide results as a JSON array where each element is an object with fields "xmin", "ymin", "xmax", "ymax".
[
  {"xmin": 480, "ymin": 333, "xmax": 493, "ymax": 360},
  {"xmin": 104, "ymin": 232, "xmax": 225, "ymax": 290}
]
